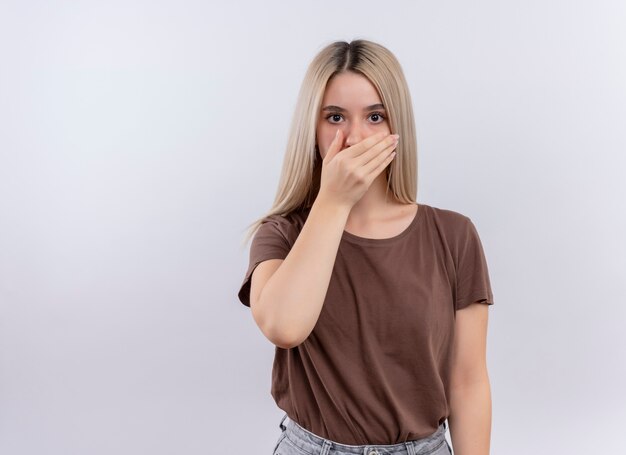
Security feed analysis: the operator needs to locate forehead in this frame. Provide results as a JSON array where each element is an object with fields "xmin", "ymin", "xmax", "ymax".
[{"xmin": 322, "ymin": 72, "xmax": 382, "ymax": 107}]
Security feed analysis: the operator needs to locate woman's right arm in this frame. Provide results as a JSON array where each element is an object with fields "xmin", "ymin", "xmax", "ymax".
[{"xmin": 251, "ymin": 194, "xmax": 350, "ymax": 349}]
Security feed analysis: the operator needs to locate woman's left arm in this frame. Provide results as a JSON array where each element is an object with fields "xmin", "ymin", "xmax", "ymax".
[{"xmin": 448, "ymin": 302, "xmax": 492, "ymax": 455}]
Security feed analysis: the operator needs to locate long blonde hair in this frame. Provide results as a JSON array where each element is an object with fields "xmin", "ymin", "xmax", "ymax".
[{"xmin": 240, "ymin": 39, "xmax": 418, "ymax": 248}]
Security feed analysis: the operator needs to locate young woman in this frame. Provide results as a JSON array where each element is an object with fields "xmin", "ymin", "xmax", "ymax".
[{"xmin": 238, "ymin": 39, "xmax": 494, "ymax": 455}]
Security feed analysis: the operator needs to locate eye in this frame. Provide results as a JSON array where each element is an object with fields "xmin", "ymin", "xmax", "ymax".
[
  {"xmin": 325, "ymin": 114, "xmax": 343, "ymax": 123},
  {"xmin": 369, "ymin": 112, "xmax": 386, "ymax": 123}
]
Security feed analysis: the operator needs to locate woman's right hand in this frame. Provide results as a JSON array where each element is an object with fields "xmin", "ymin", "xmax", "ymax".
[{"xmin": 317, "ymin": 130, "xmax": 399, "ymax": 210}]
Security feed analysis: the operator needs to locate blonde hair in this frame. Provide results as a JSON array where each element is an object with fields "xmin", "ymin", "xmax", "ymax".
[{"xmin": 240, "ymin": 39, "xmax": 418, "ymax": 248}]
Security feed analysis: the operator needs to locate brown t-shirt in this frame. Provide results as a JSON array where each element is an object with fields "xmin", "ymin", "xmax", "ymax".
[{"xmin": 237, "ymin": 202, "xmax": 494, "ymax": 445}]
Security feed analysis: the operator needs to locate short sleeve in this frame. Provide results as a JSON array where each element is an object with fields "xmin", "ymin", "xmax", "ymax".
[
  {"xmin": 454, "ymin": 216, "xmax": 495, "ymax": 311},
  {"xmin": 237, "ymin": 216, "xmax": 294, "ymax": 307}
]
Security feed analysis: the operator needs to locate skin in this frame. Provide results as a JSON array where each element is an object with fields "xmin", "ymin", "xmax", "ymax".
[
  {"xmin": 315, "ymin": 71, "xmax": 417, "ymax": 234},
  {"xmin": 449, "ymin": 303, "xmax": 492, "ymax": 454}
]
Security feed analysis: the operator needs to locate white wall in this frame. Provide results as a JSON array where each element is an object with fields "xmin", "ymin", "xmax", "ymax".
[{"xmin": 0, "ymin": 0, "xmax": 624, "ymax": 453}]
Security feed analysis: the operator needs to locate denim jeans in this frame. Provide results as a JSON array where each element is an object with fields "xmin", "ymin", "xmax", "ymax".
[{"xmin": 272, "ymin": 413, "xmax": 452, "ymax": 455}]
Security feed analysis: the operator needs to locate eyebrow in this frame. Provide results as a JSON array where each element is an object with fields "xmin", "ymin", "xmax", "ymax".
[{"xmin": 321, "ymin": 103, "xmax": 385, "ymax": 112}]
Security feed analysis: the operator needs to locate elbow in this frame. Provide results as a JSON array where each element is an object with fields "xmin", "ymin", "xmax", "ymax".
[
  {"xmin": 272, "ymin": 338, "xmax": 298, "ymax": 350},
  {"xmin": 252, "ymin": 301, "xmax": 304, "ymax": 349},
  {"xmin": 449, "ymin": 369, "xmax": 490, "ymax": 391},
  {"xmin": 266, "ymin": 324, "xmax": 306, "ymax": 349}
]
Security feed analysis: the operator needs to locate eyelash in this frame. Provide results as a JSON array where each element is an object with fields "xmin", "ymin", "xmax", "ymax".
[{"xmin": 324, "ymin": 112, "xmax": 387, "ymax": 124}]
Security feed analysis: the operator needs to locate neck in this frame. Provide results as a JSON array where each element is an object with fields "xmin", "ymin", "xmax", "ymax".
[{"xmin": 348, "ymin": 172, "xmax": 402, "ymax": 222}]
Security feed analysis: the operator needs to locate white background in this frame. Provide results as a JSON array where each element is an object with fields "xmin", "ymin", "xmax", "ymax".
[{"xmin": 1, "ymin": 1, "xmax": 624, "ymax": 453}]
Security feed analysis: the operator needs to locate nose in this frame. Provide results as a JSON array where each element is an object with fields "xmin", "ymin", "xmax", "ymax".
[{"xmin": 344, "ymin": 123, "xmax": 366, "ymax": 148}]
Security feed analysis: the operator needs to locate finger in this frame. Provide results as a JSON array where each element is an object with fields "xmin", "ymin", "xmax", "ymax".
[
  {"xmin": 341, "ymin": 131, "xmax": 389, "ymax": 159},
  {"xmin": 322, "ymin": 130, "xmax": 343, "ymax": 162},
  {"xmin": 355, "ymin": 134, "xmax": 398, "ymax": 168},
  {"xmin": 364, "ymin": 145, "xmax": 397, "ymax": 177}
]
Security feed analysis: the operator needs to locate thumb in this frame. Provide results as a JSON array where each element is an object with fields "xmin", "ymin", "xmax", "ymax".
[{"xmin": 323, "ymin": 130, "xmax": 343, "ymax": 162}]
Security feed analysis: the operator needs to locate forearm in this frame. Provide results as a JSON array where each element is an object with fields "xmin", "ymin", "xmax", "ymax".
[
  {"xmin": 448, "ymin": 379, "xmax": 492, "ymax": 455},
  {"xmin": 260, "ymin": 194, "xmax": 350, "ymax": 348}
]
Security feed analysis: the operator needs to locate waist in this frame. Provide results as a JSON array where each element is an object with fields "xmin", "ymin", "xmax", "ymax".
[{"xmin": 280, "ymin": 414, "xmax": 449, "ymax": 455}]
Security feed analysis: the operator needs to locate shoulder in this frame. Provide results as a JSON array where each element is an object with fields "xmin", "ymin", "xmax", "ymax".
[
  {"xmin": 255, "ymin": 207, "xmax": 309, "ymax": 243},
  {"xmin": 424, "ymin": 203, "xmax": 472, "ymax": 232},
  {"xmin": 261, "ymin": 207, "xmax": 308, "ymax": 228},
  {"xmin": 422, "ymin": 204, "xmax": 483, "ymax": 257}
]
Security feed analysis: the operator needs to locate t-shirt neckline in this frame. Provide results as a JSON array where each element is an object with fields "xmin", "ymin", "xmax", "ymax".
[{"xmin": 341, "ymin": 203, "xmax": 426, "ymax": 245}]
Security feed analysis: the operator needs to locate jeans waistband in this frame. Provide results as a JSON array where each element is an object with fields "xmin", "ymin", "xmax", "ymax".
[{"xmin": 277, "ymin": 413, "xmax": 448, "ymax": 455}]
